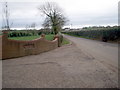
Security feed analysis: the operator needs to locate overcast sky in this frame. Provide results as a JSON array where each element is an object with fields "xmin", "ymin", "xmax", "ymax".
[{"xmin": 0, "ymin": 0, "xmax": 119, "ymax": 29}]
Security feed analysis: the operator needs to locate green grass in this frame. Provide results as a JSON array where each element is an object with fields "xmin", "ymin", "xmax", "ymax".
[
  {"xmin": 64, "ymin": 33, "xmax": 91, "ymax": 39},
  {"xmin": 62, "ymin": 38, "xmax": 70, "ymax": 45},
  {"xmin": 45, "ymin": 34, "xmax": 54, "ymax": 41},
  {"xmin": 9, "ymin": 34, "xmax": 70, "ymax": 45},
  {"xmin": 9, "ymin": 34, "xmax": 54, "ymax": 41},
  {"xmin": 9, "ymin": 36, "xmax": 40, "ymax": 41}
]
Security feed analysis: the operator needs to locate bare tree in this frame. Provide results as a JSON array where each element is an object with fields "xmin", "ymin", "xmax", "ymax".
[
  {"xmin": 38, "ymin": 2, "xmax": 68, "ymax": 35},
  {"xmin": 42, "ymin": 17, "xmax": 50, "ymax": 29}
]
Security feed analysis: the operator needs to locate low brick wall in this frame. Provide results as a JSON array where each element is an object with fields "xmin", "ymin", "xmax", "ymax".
[
  {"xmin": 1, "ymin": 32, "xmax": 58, "ymax": 60},
  {"xmin": 0, "ymin": 36, "xmax": 2, "ymax": 60}
]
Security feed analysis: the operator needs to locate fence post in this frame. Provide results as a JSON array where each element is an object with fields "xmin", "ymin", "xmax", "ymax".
[
  {"xmin": 41, "ymin": 34, "xmax": 45, "ymax": 38},
  {"xmin": 54, "ymin": 34, "xmax": 63, "ymax": 47}
]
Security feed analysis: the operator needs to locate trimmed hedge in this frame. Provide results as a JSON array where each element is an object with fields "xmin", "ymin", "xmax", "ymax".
[
  {"xmin": 63, "ymin": 27, "xmax": 120, "ymax": 42},
  {"xmin": 8, "ymin": 31, "xmax": 33, "ymax": 37},
  {"xmin": 8, "ymin": 30, "xmax": 54, "ymax": 38}
]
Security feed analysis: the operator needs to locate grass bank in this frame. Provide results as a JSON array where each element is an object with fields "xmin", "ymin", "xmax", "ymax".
[{"xmin": 64, "ymin": 33, "xmax": 91, "ymax": 39}]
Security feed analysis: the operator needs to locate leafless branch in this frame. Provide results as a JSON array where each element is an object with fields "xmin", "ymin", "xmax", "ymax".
[{"xmin": 38, "ymin": 2, "xmax": 68, "ymax": 34}]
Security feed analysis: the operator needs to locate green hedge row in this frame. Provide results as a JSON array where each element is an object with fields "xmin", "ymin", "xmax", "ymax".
[
  {"xmin": 8, "ymin": 30, "xmax": 52, "ymax": 37},
  {"xmin": 37, "ymin": 31, "xmax": 53, "ymax": 35},
  {"xmin": 63, "ymin": 27, "xmax": 120, "ymax": 42},
  {"xmin": 8, "ymin": 31, "xmax": 36, "ymax": 37}
]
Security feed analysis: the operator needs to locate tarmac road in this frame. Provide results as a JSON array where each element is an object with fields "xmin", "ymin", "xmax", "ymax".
[
  {"xmin": 64, "ymin": 35, "xmax": 118, "ymax": 73},
  {"xmin": 2, "ymin": 35, "xmax": 118, "ymax": 88}
]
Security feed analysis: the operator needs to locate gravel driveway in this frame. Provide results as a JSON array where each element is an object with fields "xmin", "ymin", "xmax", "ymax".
[{"xmin": 2, "ymin": 35, "xmax": 118, "ymax": 88}]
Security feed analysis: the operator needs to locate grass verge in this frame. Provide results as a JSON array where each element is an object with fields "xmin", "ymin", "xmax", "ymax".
[
  {"xmin": 64, "ymin": 33, "xmax": 91, "ymax": 39},
  {"xmin": 62, "ymin": 38, "xmax": 70, "ymax": 45}
]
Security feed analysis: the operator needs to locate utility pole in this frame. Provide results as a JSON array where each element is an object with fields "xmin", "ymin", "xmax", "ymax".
[
  {"xmin": 2, "ymin": 2, "xmax": 10, "ymax": 31},
  {"xmin": 5, "ymin": 2, "xmax": 10, "ymax": 30}
]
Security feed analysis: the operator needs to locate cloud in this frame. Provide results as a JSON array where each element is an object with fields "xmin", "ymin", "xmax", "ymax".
[{"xmin": 0, "ymin": 0, "xmax": 119, "ymax": 28}]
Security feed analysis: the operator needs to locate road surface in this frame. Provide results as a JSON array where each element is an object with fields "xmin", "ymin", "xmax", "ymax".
[
  {"xmin": 64, "ymin": 35, "xmax": 118, "ymax": 73},
  {"xmin": 2, "ymin": 35, "xmax": 118, "ymax": 88}
]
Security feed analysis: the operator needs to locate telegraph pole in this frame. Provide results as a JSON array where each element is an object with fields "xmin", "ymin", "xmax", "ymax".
[
  {"xmin": 2, "ymin": 2, "xmax": 10, "ymax": 31},
  {"xmin": 5, "ymin": 2, "xmax": 10, "ymax": 30}
]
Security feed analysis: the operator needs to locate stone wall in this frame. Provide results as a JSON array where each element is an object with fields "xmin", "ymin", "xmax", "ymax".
[{"xmin": 1, "ymin": 32, "xmax": 58, "ymax": 60}]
